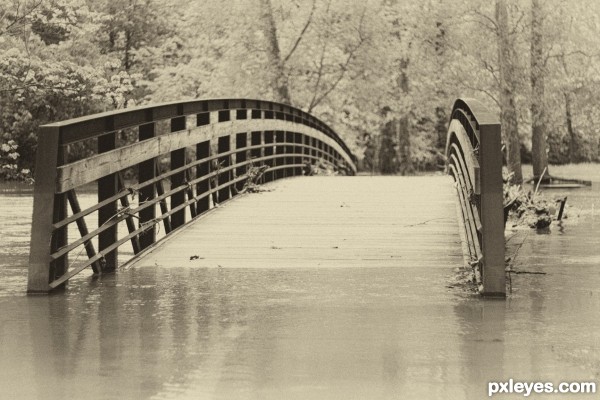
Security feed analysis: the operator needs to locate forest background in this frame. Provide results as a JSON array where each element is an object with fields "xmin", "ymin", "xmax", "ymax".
[{"xmin": 1, "ymin": 0, "xmax": 599, "ymax": 183}]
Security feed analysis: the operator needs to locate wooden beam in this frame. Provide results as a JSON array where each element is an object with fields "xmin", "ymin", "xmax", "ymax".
[
  {"xmin": 66, "ymin": 189, "xmax": 100, "ymax": 274},
  {"xmin": 170, "ymin": 116, "xmax": 187, "ymax": 229},
  {"xmin": 98, "ymin": 130, "xmax": 118, "ymax": 273},
  {"xmin": 479, "ymin": 122, "xmax": 505, "ymax": 297},
  {"xmin": 196, "ymin": 141, "xmax": 211, "ymax": 214},
  {"xmin": 28, "ymin": 126, "xmax": 63, "ymax": 293},
  {"xmin": 138, "ymin": 122, "xmax": 156, "ymax": 249},
  {"xmin": 217, "ymin": 135, "xmax": 231, "ymax": 203},
  {"xmin": 56, "ymin": 120, "xmax": 356, "ymax": 192}
]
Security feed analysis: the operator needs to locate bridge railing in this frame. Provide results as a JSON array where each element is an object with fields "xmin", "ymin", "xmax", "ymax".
[
  {"xmin": 446, "ymin": 98, "xmax": 505, "ymax": 297},
  {"xmin": 28, "ymin": 98, "xmax": 356, "ymax": 293}
]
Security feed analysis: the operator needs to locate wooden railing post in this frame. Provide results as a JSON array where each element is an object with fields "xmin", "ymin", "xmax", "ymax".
[
  {"xmin": 98, "ymin": 123, "xmax": 118, "ymax": 273},
  {"xmin": 479, "ymin": 122, "xmax": 505, "ymax": 296},
  {"xmin": 28, "ymin": 126, "xmax": 64, "ymax": 293},
  {"xmin": 138, "ymin": 122, "xmax": 156, "ymax": 250},
  {"xmin": 275, "ymin": 131, "xmax": 285, "ymax": 180},
  {"xmin": 264, "ymin": 131, "xmax": 274, "ymax": 182},
  {"xmin": 294, "ymin": 132, "xmax": 302, "ymax": 175},
  {"xmin": 51, "ymin": 148, "xmax": 68, "ymax": 288},
  {"xmin": 235, "ymin": 132, "xmax": 247, "ymax": 194},
  {"xmin": 170, "ymin": 116, "xmax": 187, "ymax": 229},
  {"xmin": 217, "ymin": 135, "xmax": 231, "ymax": 202},
  {"xmin": 285, "ymin": 131, "xmax": 294, "ymax": 176},
  {"xmin": 196, "ymin": 140, "xmax": 211, "ymax": 214},
  {"xmin": 250, "ymin": 130, "xmax": 262, "ymax": 181}
]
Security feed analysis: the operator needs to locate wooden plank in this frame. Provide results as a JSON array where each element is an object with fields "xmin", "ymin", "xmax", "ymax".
[
  {"xmin": 133, "ymin": 176, "xmax": 463, "ymax": 272},
  {"xmin": 56, "ymin": 120, "xmax": 356, "ymax": 192}
]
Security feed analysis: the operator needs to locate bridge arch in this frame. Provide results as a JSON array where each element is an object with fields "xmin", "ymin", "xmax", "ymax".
[{"xmin": 27, "ymin": 99, "xmax": 356, "ymax": 293}]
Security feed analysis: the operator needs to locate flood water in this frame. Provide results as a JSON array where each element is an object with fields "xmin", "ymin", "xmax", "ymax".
[{"xmin": 0, "ymin": 178, "xmax": 599, "ymax": 399}]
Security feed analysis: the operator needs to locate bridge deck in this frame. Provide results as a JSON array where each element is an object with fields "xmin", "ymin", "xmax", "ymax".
[{"xmin": 133, "ymin": 175, "xmax": 464, "ymax": 271}]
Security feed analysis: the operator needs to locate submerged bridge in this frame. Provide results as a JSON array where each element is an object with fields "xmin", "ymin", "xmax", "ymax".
[{"xmin": 27, "ymin": 98, "xmax": 505, "ymax": 297}]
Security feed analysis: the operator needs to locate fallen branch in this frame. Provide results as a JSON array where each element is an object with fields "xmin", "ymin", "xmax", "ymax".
[
  {"xmin": 506, "ymin": 269, "xmax": 547, "ymax": 275},
  {"xmin": 402, "ymin": 217, "xmax": 451, "ymax": 227}
]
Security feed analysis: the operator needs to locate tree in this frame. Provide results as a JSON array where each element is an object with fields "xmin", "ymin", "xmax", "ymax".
[
  {"xmin": 496, "ymin": 0, "xmax": 523, "ymax": 184},
  {"xmin": 530, "ymin": 0, "xmax": 549, "ymax": 180},
  {"xmin": 258, "ymin": 0, "xmax": 292, "ymax": 103}
]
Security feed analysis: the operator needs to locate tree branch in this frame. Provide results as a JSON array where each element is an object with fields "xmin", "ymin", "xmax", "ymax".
[
  {"xmin": 460, "ymin": 82, "xmax": 501, "ymax": 109},
  {"xmin": 0, "ymin": 0, "xmax": 44, "ymax": 37},
  {"xmin": 471, "ymin": 9, "xmax": 498, "ymax": 32},
  {"xmin": 307, "ymin": 10, "xmax": 367, "ymax": 112},
  {"xmin": 307, "ymin": 39, "xmax": 328, "ymax": 111},
  {"xmin": 282, "ymin": 0, "xmax": 316, "ymax": 65}
]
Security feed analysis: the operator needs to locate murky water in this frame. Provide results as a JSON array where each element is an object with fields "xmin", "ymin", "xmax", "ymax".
[{"xmin": 0, "ymin": 178, "xmax": 599, "ymax": 399}]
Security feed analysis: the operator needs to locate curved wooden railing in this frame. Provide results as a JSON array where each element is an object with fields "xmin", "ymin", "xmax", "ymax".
[
  {"xmin": 28, "ymin": 99, "xmax": 356, "ymax": 293},
  {"xmin": 446, "ymin": 98, "xmax": 505, "ymax": 297}
]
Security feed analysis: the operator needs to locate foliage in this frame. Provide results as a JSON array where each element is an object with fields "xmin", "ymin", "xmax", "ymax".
[
  {"xmin": 0, "ymin": 140, "xmax": 33, "ymax": 182},
  {"xmin": 1, "ymin": 0, "xmax": 600, "ymax": 182}
]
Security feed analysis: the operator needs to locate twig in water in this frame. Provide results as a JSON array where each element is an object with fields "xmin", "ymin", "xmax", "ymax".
[
  {"xmin": 533, "ymin": 166, "xmax": 547, "ymax": 198},
  {"xmin": 402, "ymin": 217, "xmax": 451, "ymax": 227}
]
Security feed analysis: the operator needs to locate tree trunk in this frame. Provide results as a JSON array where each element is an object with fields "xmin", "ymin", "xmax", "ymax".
[
  {"xmin": 124, "ymin": 30, "xmax": 132, "ymax": 72},
  {"xmin": 259, "ymin": 0, "xmax": 291, "ymax": 104},
  {"xmin": 379, "ymin": 119, "xmax": 398, "ymax": 174},
  {"xmin": 397, "ymin": 58, "xmax": 413, "ymax": 175},
  {"xmin": 530, "ymin": 0, "xmax": 549, "ymax": 179},
  {"xmin": 565, "ymin": 92, "xmax": 577, "ymax": 163},
  {"xmin": 496, "ymin": 0, "xmax": 523, "ymax": 184},
  {"xmin": 560, "ymin": 55, "xmax": 577, "ymax": 163}
]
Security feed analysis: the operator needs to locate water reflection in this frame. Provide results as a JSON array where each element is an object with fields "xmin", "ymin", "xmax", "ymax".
[{"xmin": 454, "ymin": 299, "xmax": 507, "ymax": 399}]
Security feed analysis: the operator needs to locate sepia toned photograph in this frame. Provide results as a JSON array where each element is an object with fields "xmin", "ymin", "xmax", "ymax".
[{"xmin": 0, "ymin": 0, "xmax": 599, "ymax": 398}]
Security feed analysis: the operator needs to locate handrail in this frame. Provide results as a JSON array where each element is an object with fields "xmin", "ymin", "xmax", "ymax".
[
  {"xmin": 27, "ymin": 98, "xmax": 357, "ymax": 293},
  {"xmin": 446, "ymin": 98, "xmax": 505, "ymax": 297}
]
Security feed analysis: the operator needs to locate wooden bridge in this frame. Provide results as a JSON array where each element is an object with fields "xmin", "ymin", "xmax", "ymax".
[{"xmin": 27, "ymin": 98, "xmax": 505, "ymax": 297}]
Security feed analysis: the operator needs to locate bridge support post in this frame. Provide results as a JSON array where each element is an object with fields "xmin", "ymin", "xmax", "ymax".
[
  {"xmin": 264, "ymin": 131, "xmax": 274, "ymax": 182},
  {"xmin": 138, "ymin": 122, "xmax": 156, "ymax": 250},
  {"xmin": 28, "ymin": 126, "xmax": 66, "ymax": 293},
  {"xmin": 275, "ymin": 131, "xmax": 285, "ymax": 180},
  {"xmin": 294, "ymin": 133, "xmax": 303, "ymax": 175},
  {"xmin": 196, "ymin": 140, "xmax": 211, "ymax": 214},
  {"xmin": 285, "ymin": 132, "xmax": 294, "ymax": 176},
  {"xmin": 250, "ymin": 131, "xmax": 262, "ymax": 182},
  {"xmin": 170, "ymin": 116, "xmax": 187, "ymax": 229},
  {"xmin": 217, "ymin": 135, "xmax": 231, "ymax": 202},
  {"xmin": 235, "ymin": 132, "xmax": 248, "ymax": 194},
  {"xmin": 98, "ymin": 127, "xmax": 118, "ymax": 273},
  {"xmin": 479, "ymin": 123, "xmax": 506, "ymax": 297}
]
